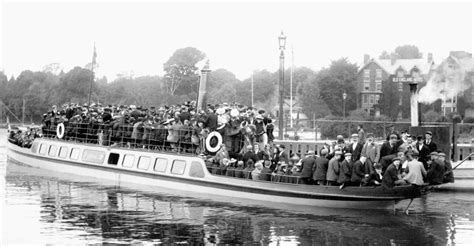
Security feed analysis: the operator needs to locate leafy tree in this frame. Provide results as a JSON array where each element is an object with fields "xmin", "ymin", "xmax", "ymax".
[
  {"xmin": 379, "ymin": 75, "xmax": 401, "ymax": 121},
  {"xmin": 394, "ymin": 45, "xmax": 422, "ymax": 59},
  {"xmin": 163, "ymin": 47, "xmax": 206, "ymax": 96},
  {"xmin": 235, "ymin": 70, "xmax": 277, "ymax": 106},
  {"xmin": 58, "ymin": 67, "xmax": 95, "ymax": 104},
  {"xmin": 317, "ymin": 58, "xmax": 359, "ymax": 116},
  {"xmin": 299, "ymin": 74, "xmax": 331, "ymax": 119}
]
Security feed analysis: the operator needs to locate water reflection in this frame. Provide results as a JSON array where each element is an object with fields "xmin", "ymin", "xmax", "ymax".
[{"xmin": 2, "ymin": 159, "xmax": 473, "ymax": 244}]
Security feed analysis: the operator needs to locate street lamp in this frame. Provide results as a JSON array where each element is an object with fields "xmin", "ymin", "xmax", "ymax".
[
  {"xmin": 342, "ymin": 91, "xmax": 347, "ymax": 119},
  {"xmin": 278, "ymin": 31, "xmax": 286, "ymax": 140}
]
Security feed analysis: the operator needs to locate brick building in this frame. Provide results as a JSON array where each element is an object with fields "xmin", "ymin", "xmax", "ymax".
[{"xmin": 356, "ymin": 54, "xmax": 435, "ymax": 117}]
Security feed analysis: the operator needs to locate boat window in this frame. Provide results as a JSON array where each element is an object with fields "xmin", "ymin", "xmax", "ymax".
[
  {"xmin": 70, "ymin": 148, "xmax": 80, "ymax": 160},
  {"xmin": 31, "ymin": 142, "xmax": 39, "ymax": 153},
  {"xmin": 171, "ymin": 160, "xmax": 186, "ymax": 175},
  {"xmin": 48, "ymin": 145, "xmax": 58, "ymax": 157},
  {"xmin": 108, "ymin": 153, "xmax": 120, "ymax": 165},
  {"xmin": 58, "ymin": 146, "xmax": 68, "ymax": 158},
  {"xmin": 122, "ymin": 154, "xmax": 135, "ymax": 168},
  {"xmin": 137, "ymin": 156, "xmax": 151, "ymax": 170},
  {"xmin": 82, "ymin": 149, "xmax": 106, "ymax": 164},
  {"xmin": 39, "ymin": 144, "xmax": 47, "ymax": 155},
  {"xmin": 189, "ymin": 161, "xmax": 205, "ymax": 178},
  {"xmin": 154, "ymin": 158, "xmax": 168, "ymax": 173}
]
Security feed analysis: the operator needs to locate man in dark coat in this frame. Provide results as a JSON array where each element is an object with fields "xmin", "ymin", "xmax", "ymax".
[
  {"xmin": 380, "ymin": 133, "xmax": 401, "ymax": 173},
  {"xmin": 338, "ymin": 153, "xmax": 353, "ymax": 189},
  {"xmin": 415, "ymin": 135, "xmax": 431, "ymax": 169},
  {"xmin": 345, "ymin": 133, "xmax": 364, "ymax": 162},
  {"xmin": 242, "ymin": 145, "xmax": 258, "ymax": 165},
  {"xmin": 351, "ymin": 155, "xmax": 368, "ymax": 186},
  {"xmin": 426, "ymin": 152, "xmax": 445, "ymax": 184},
  {"xmin": 205, "ymin": 108, "xmax": 218, "ymax": 131},
  {"xmin": 438, "ymin": 152, "xmax": 454, "ymax": 183},
  {"xmin": 313, "ymin": 148, "xmax": 329, "ymax": 185},
  {"xmin": 424, "ymin": 131, "xmax": 437, "ymax": 153},
  {"xmin": 382, "ymin": 157, "xmax": 406, "ymax": 188},
  {"xmin": 300, "ymin": 151, "xmax": 316, "ymax": 184},
  {"xmin": 278, "ymin": 145, "xmax": 289, "ymax": 164}
]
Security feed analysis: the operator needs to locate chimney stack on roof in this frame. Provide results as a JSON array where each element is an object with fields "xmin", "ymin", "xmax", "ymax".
[
  {"xmin": 390, "ymin": 53, "xmax": 397, "ymax": 66},
  {"xmin": 364, "ymin": 54, "xmax": 370, "ymax": 64},
  {"xmin": 427, "ymin": 53, "xmax": 433, "ymax": 63}
]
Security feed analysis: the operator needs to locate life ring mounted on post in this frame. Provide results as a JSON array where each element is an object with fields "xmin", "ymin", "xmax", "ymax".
[
  {"xmin": 205, "ymin": 131, "xmax": 223, "ymax": 153},
  {"xmin": 56, "ymin": 123, "xmax": 65, "ymax": 139}
]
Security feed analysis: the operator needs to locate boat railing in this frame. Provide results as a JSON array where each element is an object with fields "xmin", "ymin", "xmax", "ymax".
[
  {"xmin": 205, "ymin": 165, "xmax": 302, "ymax": 184},
  {"xmin": 39, "ymin": 122, "xmax": 247, "ymax": 156}
]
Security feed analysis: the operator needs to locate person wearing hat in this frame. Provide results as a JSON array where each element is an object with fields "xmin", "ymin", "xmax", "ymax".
[
  {"xmin": 426, "ymin": 151, "xmax": 445, "ymax": 185},
  {"xmin": 277, "ymin": 144, "xmax": 289, "ymax": 164},
  {"xmin": 205, "ymin": 107, "xmax": 218, "ymax": 131},
  {"xmin": 357, "ymin": 124, "xmax": 366, "ymax": 144},
  {"xmin": 326, "ymin": 150, "xmax": 342, "ymax": 186},
  {"xmin": 385, "ymin": 124, "xmax": 400, "ymax": 141},
  {"xmin": 438, "ymin": 152, "xmax": 454, "ymax": 183},
  {"xmin": 345, "ymin": 133, "xmax": 364, "ymax": 162},
  {"xmin": 300, "ymin": 150, "xmax": 316, "ymax": 184},
  {"xmin": 338, "ymin": 152, "xmax": 353, "ymax": 189},
  {"xmin": 351, "ymin": 154, "xmax": 369, "ymax": 186},
  {"xmin": 361, "ymin": 133, "xmax": 380, "ymax": 168},
  {"xmin": 313, "ymin": 148, "xmax": 329, "ymax": 185},
  {"xmin": 403, "ymin": 151, "xmax": 427, "ymax": 186},
  {"xmin": 414, "ymin": 134, "xmax": 431, "ymax": 169},
  {"xmin": 243, "ymin": 144, "xmax": 258, "ymax": 165},
  {"xmin": 382, "ymin": 157, "xmax": 406, "ymax": 188},
  {"xmin": 233, "ymin": 160, "xmax": 245, "ymax": 178},
  {"xmin": 365, "ymin": 163, "xmax": 383, "ymax": 186},
  {"xmin": 259, "ymin": 160, "xmax": 273, "ymax": 181},
  {"xmin": 424, "ymin": 131, "xmax": 437, "ymax": 153},
  {"xmin": 253, "ymin": 114, "xmax": 267, "ymax": 145}
]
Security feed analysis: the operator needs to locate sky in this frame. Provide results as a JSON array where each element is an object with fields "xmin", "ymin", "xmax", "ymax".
[{"xmin": 1, "ymin": 0, "xmax": 473, "ymax": 81}]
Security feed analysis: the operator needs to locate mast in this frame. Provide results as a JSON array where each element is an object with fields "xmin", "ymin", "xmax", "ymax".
[
  {"xmin": 88, "ymin": 43, "xmax": 97, "ymax": 106},
  {"xmin": 290, "ymin": 45, "xmax": 294, "ymax": 129}
]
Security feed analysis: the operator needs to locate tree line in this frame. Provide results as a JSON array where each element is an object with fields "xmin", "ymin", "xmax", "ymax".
[{"xmin": 0, "ymin": 45, "xmax": 464, "ymax": 125}]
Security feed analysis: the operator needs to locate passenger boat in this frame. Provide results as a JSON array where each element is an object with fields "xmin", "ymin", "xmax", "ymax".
[{"xmin": 6, "ymin": 136, "xmax": 431, "ymax": 211}]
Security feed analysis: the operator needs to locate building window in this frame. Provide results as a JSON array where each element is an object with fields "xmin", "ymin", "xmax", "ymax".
[
  {"xmin": 363, "ymin": 94, "xmax": 368, "ymax": 104},
  {"xmin": 369, "ymin": 95, "xmax": 374, "ymax": 104},
  {"xmin": 376, "ymin": 69, "xmax": 382, "ymax": 78},
  {"xmin": 375, "ymin": 95, "xmax": 380, "ymax": 104},
  {"xmin": 364, "ymin": 69, "xmax": 370, "ymax": 78},
  {"xmin": 363, "ymin": 69, "xmax": 370, "ymax": 91},
  {"xmin": 375, "ymin": 79, "xmax": 382, "ymax": 91}
]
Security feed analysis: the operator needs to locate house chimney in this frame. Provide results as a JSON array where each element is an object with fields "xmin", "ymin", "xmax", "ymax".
[
  {"xmin": 390, "ymin": 53, "xmax": 397, "ymax": 65},
  {"xmin": 364, "ymin": 54, "xmax": 370, "ymax": 64},
  {"xmin": 427, "ymin": 53, "xmax": 433, "ymax": 63}
]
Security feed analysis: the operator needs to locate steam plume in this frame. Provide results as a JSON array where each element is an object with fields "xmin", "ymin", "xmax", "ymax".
[{"xmin": 418, "ymin": 59, "xmax": 473, "ymax": 104}]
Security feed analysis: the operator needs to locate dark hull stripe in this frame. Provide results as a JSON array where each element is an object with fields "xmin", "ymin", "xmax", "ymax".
[{"xmin": 8, "ymin": 146, "xmax": 419, "ymax": 202}]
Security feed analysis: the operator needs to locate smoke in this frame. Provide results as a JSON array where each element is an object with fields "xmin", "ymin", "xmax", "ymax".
[{"xmin": 418, "ymin": 59, "xmax": 473, "ymax": 104}]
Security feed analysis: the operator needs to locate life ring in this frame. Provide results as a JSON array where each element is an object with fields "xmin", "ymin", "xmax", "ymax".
[
  {"xmin": 56, "ymin": 123, "xmax": 65, "ymax": 139},
  {"xmin": 205, "ymin": 131, "xmax": 223, "ymax": 153}
]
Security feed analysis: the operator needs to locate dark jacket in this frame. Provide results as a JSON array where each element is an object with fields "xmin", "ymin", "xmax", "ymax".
[
  {"xmin": 205, "ymin": 113, "xmax": 218, "ymax": 131},
  {"xmin": 259, "ymin": 167, "xmax": 272, "ymax": 181},
  {"xmin": 345, "ymin": 142, "xmax": 364, "ymax": 162},
  {"xmin": 313, "ymin": 156, "xmax": 329, "ymax": 181},
  {"xmin": 338, "ymin": 160, "xmax": 353, "ymax": 184},
  {"xmin": 415, "ymin": 142, "xmax": 431, "ymax": 166},
  {"xmin": 427, "ymin": 159, "xmax": 445, "ymax": 184},
  {"xmin": 243, "ymin": 151, "xmax": 258, "ymax": 165},
  {"xmin": 382, "ymin": 163, "xmax": 400, "ymax": 188},
  {"xmin": 300, "ymin": 156, "xmax": 316, "ymax": 178},
  {"xmin": 380, "ymin": 141, "xmax": 400, "ymax": 159},
  {"xmin": 424, "ymin": 140, "xmax": 437, "ymax": 153},
  {"xmin": 351, "ymin": 160, "xmax": 366, "ymax": 184}
]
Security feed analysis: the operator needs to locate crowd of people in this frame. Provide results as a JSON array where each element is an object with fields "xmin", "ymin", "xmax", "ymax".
[
  {"xmin": 8, "ymin": 101, "xmax": 454, "ymax": 189},
  {"xmin": 35, "ymin": 101, "xmax": 274, "ymax": 155},
  {"xmin": 206, "ymin": 125, "xmax": 454, "ymax": 189}
]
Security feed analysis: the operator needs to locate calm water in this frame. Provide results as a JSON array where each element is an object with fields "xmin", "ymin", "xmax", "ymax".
[{"xmin": 1, "ymin": 135, "xmax": 473, "ymax": 245}]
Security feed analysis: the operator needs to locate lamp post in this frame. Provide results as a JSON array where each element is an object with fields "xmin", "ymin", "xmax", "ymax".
[
  {"xmin": 342, "ymin": 91, "xmax": 347, "ymax": 119},
  {"xmin": 278, "ymin": 31, "xmax": 286, "ymax": 140}
]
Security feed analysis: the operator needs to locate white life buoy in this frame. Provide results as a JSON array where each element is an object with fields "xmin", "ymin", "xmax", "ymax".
[
  {"xmin": 205, "ymin": 131, "xmax": 223, "ymax": 153},
  {"xmin": 56, "ymin": 123, "xmax": 65, "ymax": 139}
]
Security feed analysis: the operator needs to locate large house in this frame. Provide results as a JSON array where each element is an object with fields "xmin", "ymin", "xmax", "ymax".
[
  {"xmin": 356, "ymin": 54, "xmax": 436, "ymax": 118},
  {"xmin": 436, "ymin": 51, "xmax": 474, "ymax": 117}
]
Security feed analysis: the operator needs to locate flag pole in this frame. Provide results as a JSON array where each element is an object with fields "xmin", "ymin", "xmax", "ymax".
[{"xmin": 88, "ymin": 43, "xmax": 96, "ymax": 106}]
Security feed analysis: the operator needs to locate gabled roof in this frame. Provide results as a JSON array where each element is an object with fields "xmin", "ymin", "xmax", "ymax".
[{"xmin": 358, "ymin": 58, "xmax": 435, "ymax": 75}]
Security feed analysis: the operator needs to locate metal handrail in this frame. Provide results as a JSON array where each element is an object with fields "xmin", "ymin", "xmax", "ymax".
[{"xmin": 452, "ymin": 153, "xmax": 474, "ymax": 170}]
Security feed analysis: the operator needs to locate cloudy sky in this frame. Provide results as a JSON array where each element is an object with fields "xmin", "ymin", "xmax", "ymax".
[{"xmin": 1, "ymin": 0, "xmax": 472, "ymax": 81}]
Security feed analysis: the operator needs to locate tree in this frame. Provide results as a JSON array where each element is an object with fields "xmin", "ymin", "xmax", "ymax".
[
  {"xmin": 207, "ymin": 69, "xmax": 240, "ymax": 104},
  {"xmin": 379, "ymin": 51, "xmax": 390, "ymax": 59},
  {"xmin": 299, "ymin": 74, "xmax": 331, "ymax": 119},
  {"xmin": 163, "ymin": 47, "xmax": 206, "ymax": 96},
  {"xmin": 58, "ymin": 67, "xmax": 95, "ymax": 104},
  {"xmin": 317, "ymin": 58, "xmax": 359, "ymax": 116},
  {"xmin": 394, "ymin": 45, "xmax": 422, "ymax": 59}
]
